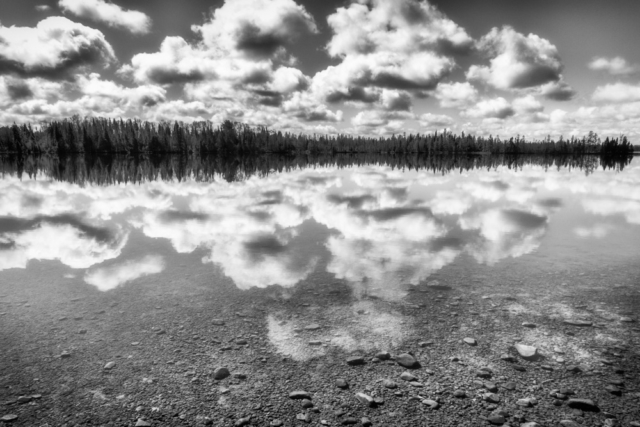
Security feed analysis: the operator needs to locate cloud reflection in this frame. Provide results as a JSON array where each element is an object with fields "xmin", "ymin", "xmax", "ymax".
[{"xmin": 84, "ymin": 255, "xmax": 165, "ymax": 291}]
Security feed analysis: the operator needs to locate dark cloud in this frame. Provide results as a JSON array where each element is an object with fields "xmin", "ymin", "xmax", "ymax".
[
  {"xmin": 0, "ymin": 214, "xmax": 117, "ymax": 243},
  {"xmin": 325, "ymin": 87, "xmax": 380, "ymax": 104},
  {"xmin": 541, "ymin": 81, "xmax": 576, "ymax": 101},
  {"xmin": 244, "ymin": 234, "xmax": 288, "ymax": 262},
  {"xmin": 501, "ymin": 209, "xmax": 547, "ymax": 230},
  {"xmin": 6, "ymin": 81, "xmax": 33, "ymax": 100},
  {"xmin": 145, "ymin": 67, "xmax": 205, "ymax": 85},
  {"xmin": 358, "ymin": 207, "xmax": 435, "ymax": 222},
  {"xmin": 326, "ymin": 194, "xmax": 377, "ymax": 209},
  {"xmin": 158, "ymin": 210, "xmax": 209, "ymax": 223}
]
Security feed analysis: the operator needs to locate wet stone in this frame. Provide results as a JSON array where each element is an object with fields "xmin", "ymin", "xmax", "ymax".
[{"xmin": 567, "ymin": 398, "xmax": 599, "ymax": 412}]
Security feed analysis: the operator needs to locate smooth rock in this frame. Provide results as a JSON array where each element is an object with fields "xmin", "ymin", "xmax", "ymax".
[
  {"xmin": 487, "ymin": 415, "xmax": 505, "ymax": 425},
  {"xmin": 483, "ymin": 393, "xmax": 500, "ymax": 403},
  {"xmin": 475, "ymin": 370, "xmax": 492, "ymax": 379},
  {"xmin": 453, "ymin": 390, "xmax": 466, "ymax": 398},
  {"xmin": 396, "ymin": 353, "xmax": 419, "ymax": 369},
  {"xmin": 522, "ymin": 322, "xmax": 537, "ymax": 328},
  {"xmin": 375, "ymin": 351, "xmax": 391, "ymax": 360},
  {"xmin": 301, "ymin": 399, "xmax": 313, "ymax": 409},
  {"xmin": 361, "ymin": 417, "xmax": 372, "ymax": 427},
  {"xmin": 516, "ymin": 398, "xmax": 532, "ymax": 407},
  {"xmin": 500, "ymin": 354, "xmax": 516, "ymax": 362},
  {"xmin": 341, "ymin": 418, "xmax": 357, "ymax": 425},
  {"xmin": 463, "ymin": 337, "xmax": 477, "ymax": 346},
  {"xmin": 605, "ymin": 385, "xmax": 621, "ymax": 395},
  {"xmin": 135, "ymin": 420, "xmax": 152, "ymax": 427},
  {"xmin": 520, "ymin": 423, "xmax": 541, "ymax": 427},
  {"xmin": 104, "ymin": 361, "xmax": 116, "ymax": 370},
  {"xmin": 305, "ymin": 323, "xmax": 321, "ymax": 330},
  {"xmin": 514, "ymin": 343, "xmax": 538, "ymax": 360},
  {"xmin": 289, "ymin": 390, "xmax": 312, "ymax": 400},
  {"xmin": 567, "ymin": 398, "xmax": 599, "ymax": 412},
  {"xmin": 382, "ymin": 379, "xmax": 398, "ymax": 389},
  {"xmin": 270, "ymin": 421, "xmax": 283, "ymax": 427},
  {"xmin": 1, "ymin": 415, "xmax": 18, "ymax": 422},
  {"xmin": 346, "ymin": 356, "xmax": 365, "ymax": 366},
  {"xmin": 484, "ymin": 382, "xmax": 498, "ymax": 392},
  {"xmin": 213, "ymin": 367, "xmax": 230, "ymax": 380}
]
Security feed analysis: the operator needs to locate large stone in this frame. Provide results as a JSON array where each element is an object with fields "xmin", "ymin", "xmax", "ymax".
[
  {"xmin": 346, "ymin": 356, "xmax": 365, "ymax": 366},
  {"xmin": 213, "ymin": 367, "xmax": 230, "ymax": 380},
  {"xmin": 355, "ymin": 392, "xmax": 375, "ymax": 407},
  {"xmin": 514, "ymin": 343, "xmax": 538, "ymax": 360},
  {"xmin": 400, "ymin": 371, "xmax": 417, "ymax": 381},
  {"xmin": 567, "ymin": 398, "xmax": 599, "ymax": 412},
  {"xmin": 396, "ymin": 353, "xmax": 419, "ymax": 369}
]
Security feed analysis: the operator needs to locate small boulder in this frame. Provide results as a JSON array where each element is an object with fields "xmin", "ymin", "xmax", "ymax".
[
  {"xmin": 514, "ymin": 343, "xmax": 538, "ymax": 360},
  {"xmin": 355, "ymin": 392, "xmax": 375, "ymax": 407},
  {"xmin": 213, "ymin": 367, "xmax": 230, "ymax": 380},
  {"xmin": 463, "ymin": 337, "xmax": 477, "ymax": 346},
  {"xmin": 289, "ymin": 390, "xmax": 312, "ymax": 400},
  {"xmin": 567, "ymin": 398, "xmax": 599, "ymax": 412},
  {"xmin": 346, "ymin": 356, "xmax": 365, "ymax": 366},
  {"xmin": 396, "ymin": 353, "xmax": 419, "ymax": 369}
]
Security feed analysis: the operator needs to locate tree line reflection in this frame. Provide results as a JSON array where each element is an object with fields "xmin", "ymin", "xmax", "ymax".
[{"xmin": 0, "ymin": 153, "xmax": 634, "ymax": 184}]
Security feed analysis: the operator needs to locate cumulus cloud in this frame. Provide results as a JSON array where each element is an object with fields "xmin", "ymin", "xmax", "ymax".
[
  {"xmin": 434, "ymin": 81, "xmax": 478, "ymax": 108},
  {"xmin": 77, "ymin": 73, "xmax": 166, "ymax": 107},
  {"xmin": 538, "ymin": 80, "xmax": 576, "ymax": 101},
  {"xmin": 588, "ymin": 56, "xmax": 639, "ymax": 76},
  {"xmin": 0, "ymin": 17, "xmax": 116, "ymax": 80},
  {"xmin": 463, "ymin": 97, "xmax": 515, "ymax": 119},
  {"xmin": 513, "ymin": 94, "xmax": 543, "ymax": 113},
  {"xmin": 59, "ymin": 0, "xmax": 151, "ymax": 34},
  {"xmin": 467, "ymin": 26, "xmax": 563, "ymax": 90},
  {"xmin": 193, "ymin": 0, "xmax": 317, "ymax": 59},
  {"xmin": 312, "ymin": 0, "xmax": 472, "ymax": 109},
  {"xmin": 592, "ymin": 82, "xmax": 640, "ymax": 103},
  {"xmin": 84, "ymin": 255, "xmax": 164, "ymax": 291}
]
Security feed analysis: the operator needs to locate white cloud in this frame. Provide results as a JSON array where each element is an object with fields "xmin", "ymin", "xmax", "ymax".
[
  {"xmin": 0, "ymin": 17, "xmax": 116, "ymax": 79},
  {"xmin": 35, "ymin": 5, "xmax": 51, "ymax": 12},
  {"xmin": 592, "ymin": 82, "xmax": 640, "ymax": 103},
  {"xmin": 463, "ymin": 97, "xmax": 515, "ymax": 119},
  {"xmin": 588, "ymin": 56, "xmax": 639, "ymax": 76},
  {"xmin": 574, "ymin": 224, "xmax": 613, "ymax": 239},
  {"xmin": 59, "ymin": 0, "xmax": 151, "ymax": 34},
  {"xmin": 434, "ymin": 81, "xmax": 478, "ymax": 108},
  {"xmin": 467, "ymin": 26, "xmax": 564, "ymax": 90},
  {"xmin": 513, "ymin": 94, "xmax": 543, "ymax": 113},
  {"xmin": 84, "ymin": 255, "xmax": 165, "ymax": 291},
  {"xmin": 418, "ymin": 112, "xmax": 454, "ymax": 128},
  {"xmin": 193, "ymin": 0, "xmax": 317, "ymax": 59}
]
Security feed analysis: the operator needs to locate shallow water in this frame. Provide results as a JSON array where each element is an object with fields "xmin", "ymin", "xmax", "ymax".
[{"xmin": 1, "ymin": 155, "xmax": 639, "ymax": 300}]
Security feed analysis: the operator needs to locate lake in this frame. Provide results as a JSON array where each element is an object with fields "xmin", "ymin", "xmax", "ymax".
[{"xmin": 1, "ymin": 154, "xmax": 639, "ymax": 426}]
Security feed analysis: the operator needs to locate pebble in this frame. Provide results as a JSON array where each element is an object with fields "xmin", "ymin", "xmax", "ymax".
[
  {"xmin": 500, "ymin": 354, "xmax": 516, "ymax": 362},
  {"xmin": 484, "ymin": 382, "xmax": 498, "ymax": 392},
  {"xmin": 522, "ymin": 322, "xmax": 537, "ymax": 328},
  {"xmin": 463, "ymin": 337, "xmax": 477, "ymax": 346},
  {"xmin": 305, "ymin": 323, "xmax": 321, "ymax": 330},
  {"xmin": 135, "ymin": 420, "xmax": 152, "ymax": 427},
  {"xmin": 514, "ymin": 343, "xmax": 538, "ymax": 360},
  {"xmin": 605, "ymin": 385, "xmax": 621, "ymax": 395},
  {"xmin": 104, "ymin": 361, "xmax": 116, "ymax": 370},
  {"xmin": 567, "ymin": 398, "xmax": 599, "ymax": 412},
  {"xmin": 60, "ymin": 351, "xmax": 71, "ymax": 359},
  {"xmin": 16, "ymin": 396, "xmax": 31, "ymax": 404},
  {"xmin": 475, "ymin": 370, "xmax": 492, "ymax": 379},
  {"xmin": 396, "ymin": 353, "xmax": 419, "ymax": 369},
  {"xmin": 335, "ymin": 379, "xmax": 349, "ymax": 389},
  {"xmin": 341, "ymin": 418, "xmax": 358, "ymax": 425},
  {"xmin": 289, "ymin": 391, "xmax": 312, "ymax": 400},
  {"xmin": 516, "ymin": 398, "xmax": 533, "ymax": 407},
  {"xmin": 346, "ymin": 356, "xmax": 365, "ymax": 366},
  {"xmin": 213, "ymin": 367, "xmax": 230, "ymax": 380},
  {"xmin": 355, "ymin": 392, "xmax": 375, "ymax": 407}
]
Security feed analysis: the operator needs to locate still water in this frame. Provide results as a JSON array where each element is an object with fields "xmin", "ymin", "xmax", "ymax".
[{"xmin": 1, "ymin": 155, "xmax": 639, "ymax": 300}]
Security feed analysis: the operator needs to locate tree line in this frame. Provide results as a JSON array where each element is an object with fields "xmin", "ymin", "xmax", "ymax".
[{"xmin": 0, "ymin": 116, "xmax": 635, "ymax": 156}]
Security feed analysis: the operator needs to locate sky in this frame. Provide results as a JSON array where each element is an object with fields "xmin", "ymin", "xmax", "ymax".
[{"xmin": 1, "ymin": 0, "xmax": 640, "ymax": 139}]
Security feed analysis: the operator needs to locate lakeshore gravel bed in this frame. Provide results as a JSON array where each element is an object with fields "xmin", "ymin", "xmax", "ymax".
[{"xmin": 1, "ymin": 263, "xmax": 640, "ymax": 427}]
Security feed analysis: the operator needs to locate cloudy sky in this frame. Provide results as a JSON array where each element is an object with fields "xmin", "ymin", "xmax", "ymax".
[{"xmin": 1, "ymin": 0, "xmax": 639, "ymax": 138}]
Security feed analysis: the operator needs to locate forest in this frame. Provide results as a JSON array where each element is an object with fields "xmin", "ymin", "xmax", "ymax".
[{"xmin": 0, "ymin": 116, "xmax": 635, "ymax": 156}]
